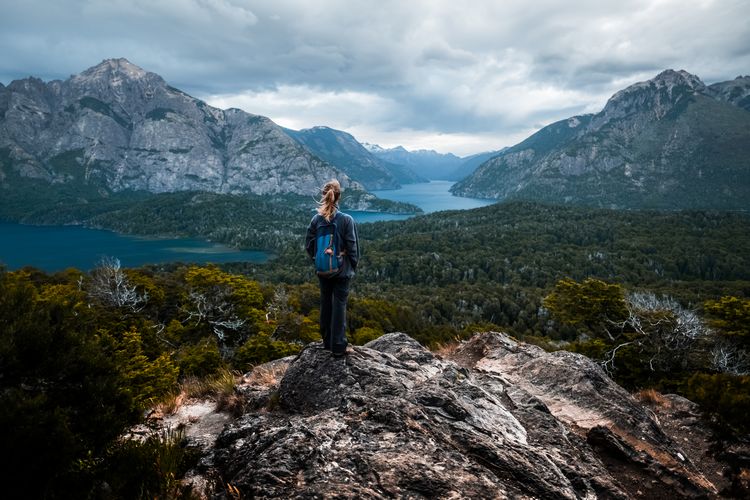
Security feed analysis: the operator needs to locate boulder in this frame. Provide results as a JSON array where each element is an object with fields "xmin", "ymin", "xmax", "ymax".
[
  {"xmin": 449, "ymin": 332, "xmax": 717, "ymax": 498},
  {"xmin": 208, "ymin": 332, "xmax": 719, "ymax": 498}
]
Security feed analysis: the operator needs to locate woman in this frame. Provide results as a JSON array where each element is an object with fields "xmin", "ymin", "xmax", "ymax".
[{"xmin": 305, "ymin": 179, "xmax": 359, "ymax": 356}]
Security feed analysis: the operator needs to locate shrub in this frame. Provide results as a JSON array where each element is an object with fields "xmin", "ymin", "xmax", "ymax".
[
  {"xmin": 177, "ymin": 338, "xmax": 222, "ymax": 378},
  {"xmin": 233, "ymin": 334, "xmax": 301, "ymax": 369},
  {"xmin": 352, "ymin": 326, "xmax": 384, "ymax": 345},
  {"xmin": 684, "ymin": 372, "xmax": 750, "ymax": 436}
]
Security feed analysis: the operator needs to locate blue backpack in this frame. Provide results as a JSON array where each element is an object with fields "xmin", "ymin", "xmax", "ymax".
[{"xmin": 314, "ymin": 212, "xmax": 345, "ymax": 277}]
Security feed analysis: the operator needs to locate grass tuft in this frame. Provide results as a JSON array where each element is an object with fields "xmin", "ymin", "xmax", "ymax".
[
  {"xmin": 155, "ymin": 368, "xmax": 240, "ymax": 416},
  {"xmin": 244, "ymin": 362, "xmax": 289, "ymax": 387},
  {"xmin": 635, "ymin": 388, "xmax": 672, "ymax": 407}
]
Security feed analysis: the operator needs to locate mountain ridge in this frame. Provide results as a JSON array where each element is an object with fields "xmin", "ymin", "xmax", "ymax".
[
  {"xmin": 0, "ymin": 58, "xmax": 394, "ymax": 207},
  {"xmin": 363, "ymin": 143, "xmax": 505, "ymax": 181},
  {"xmin": 282, "ymin": 125, "xmax": 426, "ymax": 189},
  {"xmin": 452, "ymin": 69, "xmax": 750, "ymax": 209}
]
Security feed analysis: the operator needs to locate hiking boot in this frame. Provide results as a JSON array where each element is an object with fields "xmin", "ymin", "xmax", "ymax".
[{"xmin": 332, "ymin": 346, "xmax": 354, "ymax": 357}]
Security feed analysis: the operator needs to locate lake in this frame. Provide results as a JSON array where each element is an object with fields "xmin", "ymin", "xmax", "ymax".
[
  {"xmin": 350, "ymin": 180, "xmax": 495, "ymax": 223},
  {"xmin": 1, "ymin": 181, "xmax": 493, "ymax": 271},
  {"xmin": 0, "ymin": 223, "xmax": 270, "ymax": 272}
]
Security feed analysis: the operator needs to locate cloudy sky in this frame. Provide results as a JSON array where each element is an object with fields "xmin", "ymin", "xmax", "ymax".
[{"xmin": 2, "ymin": 0, "xmax": 749, "ymax": 155}]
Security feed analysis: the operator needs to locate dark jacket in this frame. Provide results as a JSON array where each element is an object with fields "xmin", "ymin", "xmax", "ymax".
[{"xmin": 305, "ymin": 210, "xmax": 359, "ymax": 278}]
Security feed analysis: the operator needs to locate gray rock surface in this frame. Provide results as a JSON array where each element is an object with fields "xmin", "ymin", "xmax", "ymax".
[
  {"xmin": 449, "ymin": 332, "xmax": 717, "ymax": 498},
  {"xmin": 708, "ymin": 75, "xmax": 750, "ymax": 111},
  {"xmin": 0, "ymin": 58, "xmax": 361, "ymax": 197},
  {"xmin": 203, "ymin": 332, "xmax": 718, "ymax": 498}
]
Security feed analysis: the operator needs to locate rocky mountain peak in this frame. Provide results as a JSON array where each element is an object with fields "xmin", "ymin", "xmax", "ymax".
[
  {"xmin": 6, "ymin": 76, "xmax": 46, "ymax": 92},
  {"xmin": 0, "ymin": 59, "xmax": 369, "ymax": 199},
  {"xmin": 651, "ymin": 68, "xmax": 706, "ymax": 91},
  {"xmin": 64, "ymin": 57, "xmax": 166, "ymax": 106},
  {"xmin": 584, "ymin": 69, "xmax": 712, "ymax": 134},
  {"xmin": 74, "ymin": 57, "xmax": 150, "ymax": 82},
  {"xmin": 283, "ymin": 125, "xmax": 421, "ymax": 189},
  {"xmin": 602, "ymin": 69, "xmax": 706, "ymax": 116},
  {"xmin": 361, "ymin": 142, "xmax": 384, "ymax": 152}
]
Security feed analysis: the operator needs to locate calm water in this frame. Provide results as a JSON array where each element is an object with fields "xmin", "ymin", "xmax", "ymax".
[
  {"xmin": 350, "ymin": 180, "xmax": 495, "ymax": 223},
  {"xmin": 1, "ymin": 182, "xmax": 493, "ymax": 271},
  {"xmin": 0, "ymin": 223, "xmax": 270, "ymax": 272}
]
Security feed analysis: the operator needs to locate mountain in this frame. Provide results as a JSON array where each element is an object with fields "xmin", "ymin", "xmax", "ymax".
[
  {"xmin": 451, "ymin": 148, "xmax": 506, "ymax": 180},
  {"xmin": 365, "ymin": 144, "xmax": 465, "ymax": 180},
  {"xmin": 708, "ymin": 74, "xmax": 750, "ymax": 111},
  {"xmin": 283, "ymin": 126, "xmax": 425, "ymax": 189},
  {"xmin": 0, "ymin": 58, "xmax": 368, "ymax": 199},
  {"xmin": 452, "ymin": 70, "xmax": 750, "ymax": 210}
]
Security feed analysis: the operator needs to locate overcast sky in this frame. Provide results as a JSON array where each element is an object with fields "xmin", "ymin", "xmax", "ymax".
[{"xmin": 2, "ymin": 0, "xmax": 749, "ymax": 155}]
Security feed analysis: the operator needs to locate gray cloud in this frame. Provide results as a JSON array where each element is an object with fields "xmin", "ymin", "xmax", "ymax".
[{"xmin": 1, "ymin": 0, "xmax": 749, "ymax": 154}]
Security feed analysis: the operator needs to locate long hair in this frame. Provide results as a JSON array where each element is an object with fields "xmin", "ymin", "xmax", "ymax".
[{"xmin": 316, "ymin": 179, "xmax": 341, "ymax": 221}]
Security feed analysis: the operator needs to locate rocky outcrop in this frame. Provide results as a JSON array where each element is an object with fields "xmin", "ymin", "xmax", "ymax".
[
  {"xmin": 708, "ymin": 75, "xmax": 750, "ymax": 111},
  {"xmin": 197, "ymin": 332, "xmax": 718, "ymax": 498},
  {"xmin": 0, "ymin": 58, "xmax": 361, "ymax": 197},
  {"xmin": 451, "ymin": 69, "xmax": 750, "ymax": 210},
  {"xmin": 449, "ymin": 332, "xmax": 717, "ymax": 498}
]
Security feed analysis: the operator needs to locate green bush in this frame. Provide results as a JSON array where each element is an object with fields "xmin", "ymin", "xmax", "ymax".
[
  {"xmin": 115, "ymin": 328, "xmax": 180, "ymax": 410},
  {"xmin": 177, "ymin": 338, "xmax": 223, "ymax": 378},
  {"xmin": 233, "ymin": 333, "xmax": 301, "ymax": 369},
  {"xmin": 543, "ymin": 277, "xmax": 627, "ymax": 338},
  {"xmin": 684, "ymin": 373, "xmax": 750, "ymax": 435},
  {"xmin": 352, "ymin": 326, "xmax": 384, "ymax": 345},
  {"xmin": 0, "ymin": 270, "xmax": 137, "ymax": 497}
]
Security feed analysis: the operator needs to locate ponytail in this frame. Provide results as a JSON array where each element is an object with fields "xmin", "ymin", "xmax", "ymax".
[{"xmin": 317, "ymin": 179, "xmax": 341, "ymax": 221}]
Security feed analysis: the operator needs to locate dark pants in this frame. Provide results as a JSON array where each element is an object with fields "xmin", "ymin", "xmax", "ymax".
[{"xmin": 318, "ymin": 276, "xmax": 350, "ymax": 353}]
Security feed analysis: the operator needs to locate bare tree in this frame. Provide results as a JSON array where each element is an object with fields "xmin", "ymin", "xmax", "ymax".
[
  {"xmin": 266, "ymin": 286, "xmax": 291, "ymax": 323},
  {"xmin": 182, "ymin": 285, "xmax": 246, "ymax": 356},
  {"xmin": 84, "ymin": 257, "xmax": 148, "ymax": 312},
  {"xmin": 710, "ymin": 340, "xmax": 749, "ymax": 376},
  {"xmin": 602, "ymin": 292, "xmax": 710, "ymax": 373}
]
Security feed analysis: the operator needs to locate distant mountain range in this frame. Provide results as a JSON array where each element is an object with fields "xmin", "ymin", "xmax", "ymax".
[
  {"xmin": 362, "ymin": 144, "xmax": 503, "ymax": 181},
  {"xmin": 282, "ymin": 126, "xmax": 505, "ymax": 185},
  {"xmin": 4, "ymin": 59, "xmax": 747, "ymax": 213},
  {"xmin": 452, "ymin": 70, "xmax": 750, "ymax": 210},
  {"xmin": 283, "ymin": 126, "xmax": 426, "ymax": 189},
  {"xmin": 0, "ymin": 58, "xmax": 412, "ymax": 211}
]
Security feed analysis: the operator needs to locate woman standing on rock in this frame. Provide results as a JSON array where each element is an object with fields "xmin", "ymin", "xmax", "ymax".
[{"xmin": 305, "ymin": 179, "xmax": 359, "ymax": 357}]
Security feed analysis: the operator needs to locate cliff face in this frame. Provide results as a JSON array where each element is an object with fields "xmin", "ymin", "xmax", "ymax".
[
  {"xmin": 0, "ymin": 58, "xmax": 358, "ymax": 196},
  {"xmin": 451, "ymin": 70, "xmax": 750, "ymax": 210},
  {"xmin": 177, "ymin": 332, "xmax": 721, "ymax": 498}
]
